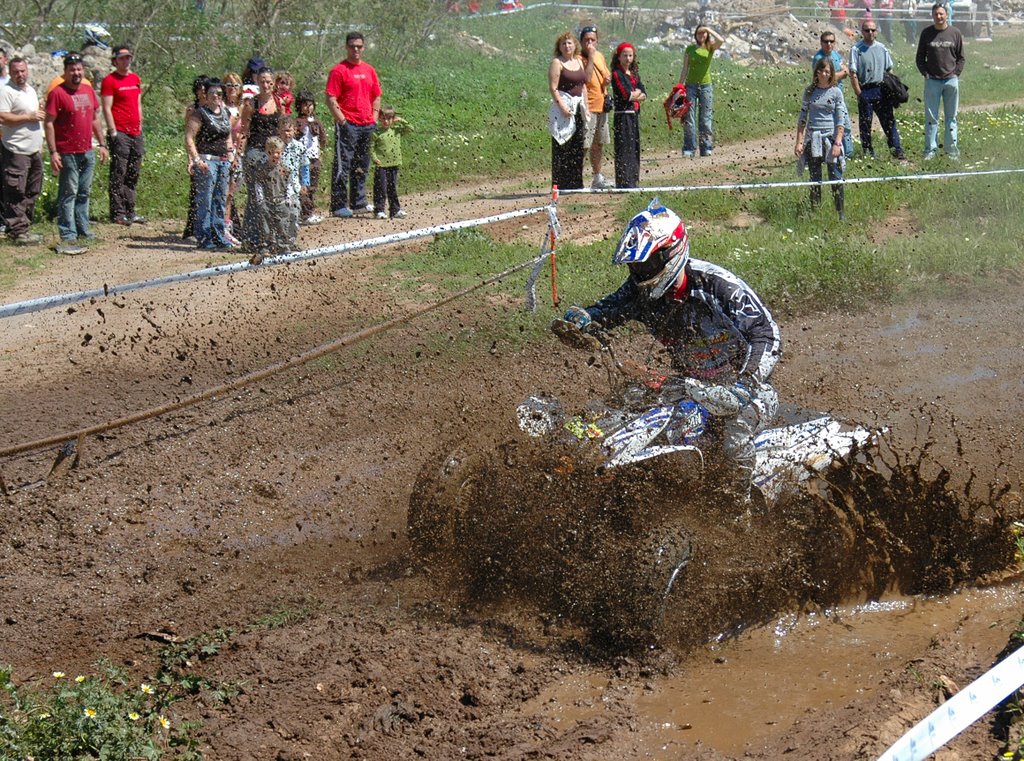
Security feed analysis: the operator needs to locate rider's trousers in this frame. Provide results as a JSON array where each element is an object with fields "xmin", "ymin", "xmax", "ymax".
[{"xmin": 722, "ymin": 382, "xmax": 779, "ymax": 493}]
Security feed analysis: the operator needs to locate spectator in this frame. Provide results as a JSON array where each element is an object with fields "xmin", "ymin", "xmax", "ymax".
[
  {"xmin": 278, "ymin": 115, "xmax": 308, "ymax": 240},
  {"xmin": 903, "ymin": 0, "xmax": 920, "ymax": 44},
  {"xmin": 249, "ymin": 135, "xmax": 293, "ymax": 264},
  {"xmin": 295, "ymin": 91, "xmax": 326, "ymax": 225},
  {"xmin": 241, "ymin": 57, "xmax": 266, "ymax": 102},
  {"xmin": 812, "ymin": 30, "xmax": 854, "ymax": 157},
  {"xmin": 101, "ymin": 44, "xmax": 146, "ymax": 226},
  {"xmin": 238, "ymin": 66, "xmax": 280, "ymax": 249},
  {"xmin": 610, "ymin": 42, "xmax": 646, "ymax": 189},
  {"xmin": 795, "ymin": 57, "xmax": 848, "ymax": 220},
  {"xmin": 275, "ymin": 71, "xmax": 295, "ymax": 115},
  {"xmin": 185, "ymin": 80, "xmax": 235, "ymax": 250},
  {"xmin": 182, "ymin": 75, "xmax": 210, "ymax": 241},
  {"xmin": 853, "ymin": 0, "xmax": 875, "ymax": 28},
  {"xmin": 44, "ymin": 52, "xmax": 108, "ymax": 254},
  {"xmin": 221, "ymin": 71, "xmax": 244, "ymax": 242},
  {"xmin": 326, "ymin": 31, "xmax": 382, "ymax": 218},
  {"xmin": 0, "ymin": 49, "xmax": 8, "ymax": 234},
  {"xmin": 579, "ymin": 25, "xmax": 613, "ymax": 190},
  {"xmin": 829, "ymin": 0, "xmax": 849, "ymax": 28},
  {"xmin": 677, "ymin": 25, "xmax": 724, "ymax": 158},
  {"xmin": 371, "ymin": 105, "xmax": 411, "ymax": 219},
  {"xmin": 877, "ymin": 0, "xmax": 895, "ymax": 43},
  {"xmin": 849, "ymin": 20, "xmax": 906, "ymax": 160},
  {"xmin": 548, "ymin": 31, "xmax": 595, "ymax": 191},
  {"xmin": 0, "ymin": 56, "xmax": 45, "ymax": 245},
  {"xmin": 916, "ymin": 2, "xmax": 964, "ymax": 160},
  {"xmin": 976, "ymin": 0, "xmax": 993, "ymax": 40}
]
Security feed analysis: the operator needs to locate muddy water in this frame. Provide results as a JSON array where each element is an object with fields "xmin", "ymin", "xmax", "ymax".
[{"xmin": 525, "ymin": 584, "xmax": 1022, "ymax": 756}]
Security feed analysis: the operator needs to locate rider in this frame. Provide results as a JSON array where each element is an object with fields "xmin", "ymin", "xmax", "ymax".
[{"xmin": 562, "ymin": 198, "xmax": 781, "ymax": 500}]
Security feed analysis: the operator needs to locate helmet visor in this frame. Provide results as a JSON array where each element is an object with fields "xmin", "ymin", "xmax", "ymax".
[{"xmin": 628, "ymin": 249, "xmax": 668, "ymax": 283}]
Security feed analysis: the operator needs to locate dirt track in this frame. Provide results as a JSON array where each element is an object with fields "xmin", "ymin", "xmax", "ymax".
[{"xmin": 2, "ymin": 127, "xmax": 1024, "ymax": 759}]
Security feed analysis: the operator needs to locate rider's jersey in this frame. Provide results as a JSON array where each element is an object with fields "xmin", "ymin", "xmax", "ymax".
[{"xmin": 585, "ymin": 258, "xmax": 781, "ymax": 383}]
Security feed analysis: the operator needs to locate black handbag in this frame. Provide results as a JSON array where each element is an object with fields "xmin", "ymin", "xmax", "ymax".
[{"xmin": 602, "ymin": 93, "xmax": 613, "ymax": 113}]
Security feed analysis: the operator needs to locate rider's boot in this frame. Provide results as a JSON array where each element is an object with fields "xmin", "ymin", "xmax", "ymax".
[
  {"xmin": 832, "ymin": 185, "xmax": 845, "ymax": 221},
  {"xmin": 809, "ymin": 185, "xmax": 821, "ymax": 209}
]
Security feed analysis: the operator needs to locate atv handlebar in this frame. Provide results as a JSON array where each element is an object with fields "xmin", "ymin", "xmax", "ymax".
[{"xmin": 551, "ymin": 319, "xmax": 747, "ymax": 416}]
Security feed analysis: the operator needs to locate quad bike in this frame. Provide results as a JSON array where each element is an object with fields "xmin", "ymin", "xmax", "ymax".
[
  {"xmin": 408, "ymin": 321, "xmax": 881, "ymax": 649},
  {"xmin": 519, "ymin": 320, "xmax": 879, "ymax": 507}
]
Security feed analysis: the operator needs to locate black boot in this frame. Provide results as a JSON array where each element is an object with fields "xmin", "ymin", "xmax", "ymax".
[{"xmin": 832, "ymin": 185, "xmax": 845, "ymax": 221}]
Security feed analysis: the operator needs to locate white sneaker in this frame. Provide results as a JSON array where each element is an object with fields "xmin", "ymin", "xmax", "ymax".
[
  {"xmin": 301, "ymin": 214, "xmax": 323, "ymax": 226},
  {"xmin": 591, "ymin": 173, "xmax": 614, "ymax": 190},
  {"xmin": 393, "ymin": 209, "xmax": 406, "ymax": 218},
  {"xmin": 375, "ymin": 211, "xmax": 387, "ymax": 219}
]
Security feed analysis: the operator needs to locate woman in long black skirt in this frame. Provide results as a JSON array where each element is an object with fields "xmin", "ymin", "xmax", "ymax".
[{"xmin": 610, "ymin": 42, "xmax": 647, "ymax": 189}]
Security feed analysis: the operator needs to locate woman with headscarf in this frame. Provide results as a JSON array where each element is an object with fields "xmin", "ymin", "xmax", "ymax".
[
  {"xmin": 610, "ymin": 42, "xmax": 646, "ymax": 189},
  {"xmin": 548, "ymin": 31, "xmax": 595, "ymax": 190}
]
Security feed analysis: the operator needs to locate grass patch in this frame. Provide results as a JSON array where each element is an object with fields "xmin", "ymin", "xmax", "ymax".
[{"xmin": 0, "ymin": 628, "xmax": 242, "ymax": 761}]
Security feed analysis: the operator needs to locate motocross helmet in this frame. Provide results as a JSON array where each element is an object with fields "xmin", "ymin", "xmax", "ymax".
[{"xmin": 612, "ymin": 197, "xmax": 689, "ymax": 300}]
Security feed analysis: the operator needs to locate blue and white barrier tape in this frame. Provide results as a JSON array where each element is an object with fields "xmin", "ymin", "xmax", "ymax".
[
  {"xmin": 877, "ymin": 644, "xmax": 1024, "ymax": 761},
  {"xmin": 0, "ymin": 205, "xmax": 548, "ymax": 320}
]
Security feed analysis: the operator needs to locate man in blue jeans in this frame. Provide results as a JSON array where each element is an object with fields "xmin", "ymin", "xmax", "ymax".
[
  {"xmin": 916, "ymin": 2, "xmax": 964, "ymax": 159},
  {"xmin": 325, "ymin": 32, "xmax": 382, "ymax": 218},
  {"xmin": 849, "ymin": 21, "xmax": 907, "ymax": 160},
  {"xmin": 44, "ymin": 53, "xmax": 108, "ymax": 254}
]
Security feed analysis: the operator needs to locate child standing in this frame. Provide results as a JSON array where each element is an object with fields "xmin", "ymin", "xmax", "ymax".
[
  {"xmin": 295, "ymin": 91, "xmax": 326, "ymax": 225},
  {"xmin": 371, "ymin": 106, "xmax": 412, "ymax": 219},
  {"xmin": 251, "ymin": 136, "xmax": 299, "ymax": 264},
  {"xmin": 278, "ymin": 116, "xmax": 310, "ymax": 203},
  {"xmin": 274, "ymin": 71, "xmax": 295, "ymax": 115}
]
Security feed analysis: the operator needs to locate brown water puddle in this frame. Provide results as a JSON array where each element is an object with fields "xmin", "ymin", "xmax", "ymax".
[{"xmin": 524, "ymin": 585, "xmax": 1022, "ymax": 757}]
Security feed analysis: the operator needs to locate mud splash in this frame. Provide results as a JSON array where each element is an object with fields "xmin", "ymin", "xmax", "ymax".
[{"xmin": 409, "ymin": 431, "xmax": 1021, "ymax": 656}]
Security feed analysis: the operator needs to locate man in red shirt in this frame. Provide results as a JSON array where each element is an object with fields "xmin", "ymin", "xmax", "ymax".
[
  {"xmin": 325, "ymin": 32, "xmax": 382, "ymax": 218},
  {"xmin": 44, "ymin": 52, "xmax": 108, "ymax": 252},
  {"xmin": 101, "ymin": 44, "xmax": 146, "ymax": 226}
]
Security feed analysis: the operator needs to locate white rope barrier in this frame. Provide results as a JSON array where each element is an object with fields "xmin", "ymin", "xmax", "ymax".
[
  {"xmin": 877, "ymin": 644, "xmax": 1024, "ymax": 761},
  {"xmin": 0, "ymin": 205, "xmax": 548, "ymax": 320},
  {"xmin": 5, "ymin": 166, "xmax": 1021, "ymax": 320},
  {"xmin": 559, "ymin": 166, "xmax": 1024, "ymax": 193}
]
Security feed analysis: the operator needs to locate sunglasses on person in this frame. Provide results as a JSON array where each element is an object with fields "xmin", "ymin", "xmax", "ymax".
[
  {"xmin": 347, "ymin": 43, "xmax": 364, "ymax": 49},
  {"xmin": 580, "ymin": 26, "xmax": 598, "ymax": 35},
  {"xmin": 822, "ymin": 38, "xmax": 836, "ymax": 44},
  {"xmin": 863, "ymin": 27, "xmax": 877, "ymax": 32}
]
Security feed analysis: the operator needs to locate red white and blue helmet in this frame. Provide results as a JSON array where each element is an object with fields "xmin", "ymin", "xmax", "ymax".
[{"xmin": 612, "ymin": 198, "xmax": 689, "ymax": 300}]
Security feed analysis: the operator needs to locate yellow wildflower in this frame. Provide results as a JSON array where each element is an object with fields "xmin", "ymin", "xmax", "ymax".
[
  {"xmin": 75, "ymin": 675, "xmax": 86, "ymax": 683},
  {"xmin": 159, "ymin": 715, "xmax": 171, "ymax": 729},
  {"xmin": 141, "ymin": 683, "xmax": 154, "ymax": 694},
  {"xmin": 84, "ymin": 707, "xmax": 97, "ymax": 718},
  {"xmin": 52, "ymin": 671, "xmax": 65, "ymax": 679},
  {"xmin": 128, "ymin": 711, "xmax": 140, "ymax": 721}
]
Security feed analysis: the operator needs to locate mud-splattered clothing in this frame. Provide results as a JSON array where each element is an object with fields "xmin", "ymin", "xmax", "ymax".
[{"xmin": 585, "ymin": 257, "xmax": 781, "ymax": 384}]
